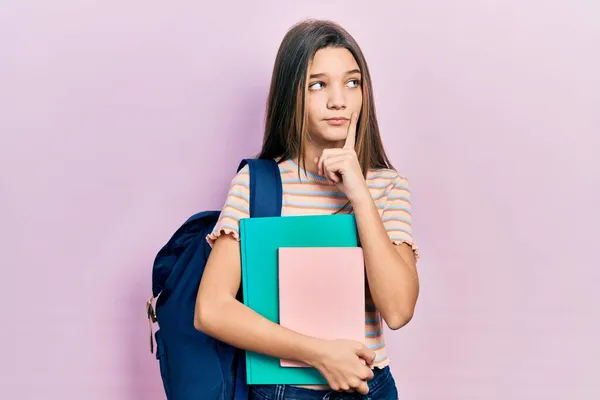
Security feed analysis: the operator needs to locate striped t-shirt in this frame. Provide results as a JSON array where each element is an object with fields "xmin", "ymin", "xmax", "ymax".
[{"xmin": 206, "ymin": 158, "xmax": 419, "ymax": 369}]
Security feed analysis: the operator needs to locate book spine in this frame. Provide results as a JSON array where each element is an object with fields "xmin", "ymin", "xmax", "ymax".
[{"xmin": 239, "ymin": 220, "xmax": 252, "ymax": 384}]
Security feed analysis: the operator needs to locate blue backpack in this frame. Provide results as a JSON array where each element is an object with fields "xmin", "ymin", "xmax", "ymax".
[{"xmin": 146, "ymin": 158, "xmax": 282, "ymax": 400}]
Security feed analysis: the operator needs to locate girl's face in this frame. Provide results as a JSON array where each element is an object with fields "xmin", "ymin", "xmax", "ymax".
[{"xmin": 305, "ymin": 47, "xmax": 363, "ymax": 148}]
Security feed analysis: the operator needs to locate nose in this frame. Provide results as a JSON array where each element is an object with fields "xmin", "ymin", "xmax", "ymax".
[{"xmin": 326, "ymin": 84, "xmax": 346, "ymax": 110}]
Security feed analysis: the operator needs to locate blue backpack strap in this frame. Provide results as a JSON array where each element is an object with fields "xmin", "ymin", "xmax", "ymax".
[
  {"xmin": 237, "ymin": 158, "xmax": 282, "ymax": 218},
  {"xmin": 233, "ymin": 158, "xmax": 282, "ymax": 400}
]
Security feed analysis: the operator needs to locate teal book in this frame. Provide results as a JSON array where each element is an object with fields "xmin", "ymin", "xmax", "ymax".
[{"xmin": 239, "ymin": 214, "xmax": 360, "ymax": 385}]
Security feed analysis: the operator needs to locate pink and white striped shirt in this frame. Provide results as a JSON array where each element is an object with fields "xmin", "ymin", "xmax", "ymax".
[{"xmin": 207, "ymin": 158, "xmax": 419, "ymax": 369}]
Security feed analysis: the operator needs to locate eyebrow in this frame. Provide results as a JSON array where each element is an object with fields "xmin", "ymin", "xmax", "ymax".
[{"xmin": 309, "ymin": 69, "xmax": 361, "ymax": 79}]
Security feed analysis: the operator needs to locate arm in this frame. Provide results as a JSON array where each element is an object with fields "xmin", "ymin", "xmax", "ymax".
[
  {"xmin": 351, "ymin": 183, "xmax": 419, "ymax": 330},
  {"xmin": 317, "ymin": 113, "xmax": 419, "ymax": 331},
  {"xmin": 193, "ymin": 233, "xmax": 324, "ymax": 364},
  {"xmin": 194, "ymin": 234, "xmax": 376, "ymax": 393}
]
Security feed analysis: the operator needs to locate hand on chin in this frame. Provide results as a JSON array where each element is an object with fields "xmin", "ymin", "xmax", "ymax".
[{"xmin": 313, "ymin": 113, "xmax": 370, "ymax": 204}]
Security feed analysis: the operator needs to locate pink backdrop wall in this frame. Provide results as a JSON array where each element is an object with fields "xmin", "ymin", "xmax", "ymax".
[{"xmin": 2, "ymin": 1, "xmax": 598, "ymax": 399}]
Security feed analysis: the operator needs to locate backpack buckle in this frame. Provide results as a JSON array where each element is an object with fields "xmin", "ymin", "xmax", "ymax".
[
  {"xmin": 146, "ymin": 297, "xmax": 157, "ymax": 354},
  {"xmin": 146, "ymin": 297, "xmax": 157, "ymax": 323}
]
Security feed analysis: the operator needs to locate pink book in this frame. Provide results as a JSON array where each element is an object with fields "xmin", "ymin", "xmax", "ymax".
[{"xmin": 278, "ymin": 247, "xmax": 366, "ymax": 367}]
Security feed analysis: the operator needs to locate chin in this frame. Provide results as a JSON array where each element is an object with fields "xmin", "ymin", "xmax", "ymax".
[{"xmin": 314, "ymin": 126, "xmax": 348, "ymax": 145}]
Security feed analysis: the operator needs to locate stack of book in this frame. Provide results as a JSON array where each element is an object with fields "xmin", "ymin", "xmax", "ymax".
[{"xmin": 239, "ymin": 214, "xmax": 366, "ymax": 385}]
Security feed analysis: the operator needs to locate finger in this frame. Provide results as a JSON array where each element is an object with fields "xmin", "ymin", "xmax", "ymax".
[
  {"xmin": 317, "ymin": 153, "xmax": 329, "ymax": 176},
  {"xmin": 349, "ymin": 377, "xmax": 363, "ymax": 390},
  {"xmin": 367, "ymin": 355, "xmax": 375, "ymax": 368},
  {"xmin": 356, "ymin": 380, "xmax": 370, "ymax": 395},
  {"xmin": 316, "ymin": 149, "xmax": 345, "ymax": 176},
  {"xmin": 324, "ymin": 169, "xmax": 339, "ymax": 184},
  {"xmin": 322, "ymin": 155, "xmax": 347, "ymax": 170},
  {"xmin": 323, "ymin": 164, "xmax": 340, "ymax": 184},
  {"xmin": 322, "ymin": 158, "xmax": 346, "ymax": 184},
  {"xmin": 343, "ymin": 112, "xmax": 358, "ymax": 149},
  {"xmin": 325, "ymin": 375, "xmax": 341, "ymax": 392},
  {"xmin": 318, "ymin": 154, "xmax": 326, "ymax": 177},
  {"xmin": 356, "ymin": 346, "xmax": 376, "ymax": 365},
  {"xmin": 319, "ymin": 156, "xmax": 332, "ymax": 183},
  {"xmin": 361, "ymin": 366, "xmax": 375, "ymax": 380},
  {"xmin": 320, "ymin": 153, "xmax": 346, "ymax": 181},
  {"xmin": 314, "ymin": 156, "xmax": 321, "ymax": 175}
]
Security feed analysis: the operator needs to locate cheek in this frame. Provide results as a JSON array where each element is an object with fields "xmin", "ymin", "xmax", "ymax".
[
  {"xmin": 351, "ymin": 91, "xmax": 363, "ymax": 112},
  {"xmin": 305, "ymin": 96, "xmax": 322, "ymax": 123}
]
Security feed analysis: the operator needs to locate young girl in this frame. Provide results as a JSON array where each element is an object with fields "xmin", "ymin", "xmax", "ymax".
[{"xmin": 195, "ymin": 19, "xmax": 419, "ymax": 400}]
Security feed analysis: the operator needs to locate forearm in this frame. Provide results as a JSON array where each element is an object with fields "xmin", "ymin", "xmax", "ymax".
[
  {"xmin": 352, "ymin": 193, "xmax": 419, "ymax": 330},
  {"xmin": 195, "ymin": 296, "xmax": 324, "ymax": 365}
]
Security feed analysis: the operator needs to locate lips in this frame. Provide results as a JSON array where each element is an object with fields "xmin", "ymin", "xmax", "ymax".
[{"xmin": 325, "ymin": 117, "xmax": 350, "ymax": 126}]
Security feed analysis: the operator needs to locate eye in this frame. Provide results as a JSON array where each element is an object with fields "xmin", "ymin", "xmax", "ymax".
[
  {"xmin": 309, "ymin": 81, "xmax": 325, "ymax": 90},
  {"xmin": 346, "ymin": 78, "xmax": 361, "ymax": 88}
]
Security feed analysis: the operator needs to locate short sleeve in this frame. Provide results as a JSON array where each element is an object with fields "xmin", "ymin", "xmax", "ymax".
[
  {"xmin": 381, "ymin": 175, "xmax": 420, "ymax": 260},
  {"xmin": 206, "ymin": 165, "xmax": 250, "ymax": 246}
]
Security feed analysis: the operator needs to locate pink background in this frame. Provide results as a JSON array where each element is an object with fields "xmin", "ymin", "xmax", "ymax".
[{"xmin": 1, "ymin": 1, "xmax": 599, "ymax": 399}]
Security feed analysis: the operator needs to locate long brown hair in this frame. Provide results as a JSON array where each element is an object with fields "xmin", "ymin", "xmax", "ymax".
[{"xmin": 258, "ymin": 19, "xmax": 394, "ymax": 178}]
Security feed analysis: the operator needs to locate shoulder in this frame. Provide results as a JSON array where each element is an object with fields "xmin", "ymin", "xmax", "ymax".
[
  {"xmin": 230, "ymin": 159, "xmax": 288, "ymax": 184},
  {"xmin": 224, "ymin": 165, "xmax": 251, "ymax": 209},
  {"xmin": 205, "ymin": 164, "xmax": 251, "ymax": 245},
  {"xmin": 366, "ymin": 168, "xmax": 410, "ymax": 192},
  {"xmin": 230, "ymin": 164, "xmax": 250, "ymax": 186}
]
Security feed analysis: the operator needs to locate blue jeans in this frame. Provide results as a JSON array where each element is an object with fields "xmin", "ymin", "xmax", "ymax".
[{"xmin": 248, "ymin": 366, "xmax": 398, "ymax": 400}]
